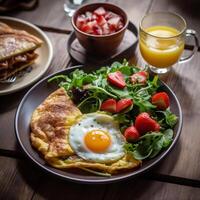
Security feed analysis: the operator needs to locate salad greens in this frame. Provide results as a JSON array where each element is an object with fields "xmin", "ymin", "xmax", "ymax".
[
  {"xmin": 48, "ymin": 60, "xmax": 158, "ymax": 113},
  {"xmin": 124, "ymin": 129, "xmax": 173, "ymax": 160},
  {"xmin": 48, "ymin": 60, "xmax": 178, "ymax": 161}
]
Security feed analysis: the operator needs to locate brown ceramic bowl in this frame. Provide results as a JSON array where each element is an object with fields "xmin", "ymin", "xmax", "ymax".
[{"xmin": 71, "ymin": 3, "xmax": 128, "ymax": 56}]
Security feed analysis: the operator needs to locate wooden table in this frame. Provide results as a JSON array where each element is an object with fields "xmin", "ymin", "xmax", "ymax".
[{"xmin": 1, "ymin": 0, "xmax": 200, "ymax": 199}]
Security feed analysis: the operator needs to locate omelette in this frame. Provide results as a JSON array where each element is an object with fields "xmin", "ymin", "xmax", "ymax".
[{"xmin": 30, "ymin": 88, "xmax": 141, "ymax": 174}]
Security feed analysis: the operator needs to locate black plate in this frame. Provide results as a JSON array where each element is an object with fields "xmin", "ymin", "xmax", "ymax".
[{"xmin": 15, "ymin": 65, "xmax": 183, "ymax": 184}]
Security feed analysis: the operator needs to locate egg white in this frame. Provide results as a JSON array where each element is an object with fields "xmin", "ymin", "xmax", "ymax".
[{"xmin": 69, "ymin": 113, "xmax": 125, "ymax": 164}]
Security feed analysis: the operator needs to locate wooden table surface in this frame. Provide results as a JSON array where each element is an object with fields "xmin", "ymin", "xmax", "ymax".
[{"xmin": 1, "ymin": 0, "xmax": 200, "ymax": 199}]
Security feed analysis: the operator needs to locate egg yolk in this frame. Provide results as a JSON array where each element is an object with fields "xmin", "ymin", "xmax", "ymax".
[{"xmin": 84, "ymin": 130, "xmax": 111, "ymax": 153}]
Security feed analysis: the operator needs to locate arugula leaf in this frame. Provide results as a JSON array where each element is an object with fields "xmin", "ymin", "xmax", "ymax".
[
  {"xmin": 147, "ymin": 75, "xmax": 160, "ymax": 94},
  {"xmin": 133, "ymin": 133, "xmax": 163, "ymax": 160},
  {"xmin": 113, "ymin": 113, "xmax": 133, "ymax": 132},
  {"xmin": 134, "ymin": 100, "xmax": 156, "ymax": 112},
  {"xmin": 78, "ymin": 96, "xmax": 101, "ymax": 113},
  {"xmin": 48, "ymin": 74, "xmax": 71, "ymax": 83},
  {"xmin": 87, "ymin": 86, "xmax": 117, "ymax": 99},
  {"xmin": 149, "ymin": 129, "xmax": 173, "ymax": 158},
  {"xmin": 132, "ymin": 142, "xmax": 153, "ymax": 160},
  {"xmin": 149, "ymin": 137, "xmax": 165, "ymax": 158},
  {"xmin": 124, "ymin": 143, "xmax": 137, "ymax": 152},
  {"xmin": 165, "ymin": 109, "xmax": 178, "ymax": 127},
  {"xmin": 48, "ymin": 75, "xmax": 72, "ymax": 90},
  {"xmin": 124, "ymin": 129, "xmax": 174, "ymax": 160},
  {"xmin": 162, "ymin": 129, "xmax": 173, "ymax": 147},
  {"xmin": 105, "ymin": 85, "xmax": 130, "ymax": 99},
  {"xmin": 70, "ymin": 70, "xmax": 96, "ymax": 88},
  {"xmin": 119, "ymin": 66, "xmax": 134, "ymax": 76},
  {"xmin": 95, "ymin": 67, "xmax": 108, "ymax": 76},
  {"xmin": 113, "ymin": 113, "xmax": 132, "ymax": 125},
  {"xmin": 157, "ymin": 109, "xmax": 178, "ymax": 128},
  {"xmin": 110, "ymin": 61, "xmax": 123, "ymax": 70}
]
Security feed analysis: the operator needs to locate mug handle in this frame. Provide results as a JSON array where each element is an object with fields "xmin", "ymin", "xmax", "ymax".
[{"xmin": 179, "ymin": 29, "xmax": 199, "ymax": 63}]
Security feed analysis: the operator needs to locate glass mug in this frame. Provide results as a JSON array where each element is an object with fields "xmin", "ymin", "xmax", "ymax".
[
  {"xmin": 64, "ymin": 0, "xmax": 87, "ymax": 17},
  {"xmin": 139, "ymin": 12, "xmax": 199, "ymax": 74}
]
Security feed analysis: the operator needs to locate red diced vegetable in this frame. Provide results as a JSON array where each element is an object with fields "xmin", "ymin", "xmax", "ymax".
[
  {"xmin": 151, "ymin": 92, "xmax": 170, "ymax": 110},
  {"xmin": 96, "ymin": 15, "xmax": 107, "ymax": 26},
  {"xmin": 100, "ymin": 99, "xmax": 117, "ymax": 113},
  {"xmin": 131, "ymin": 71, "xmax": 148, "ymax": 84},
  {"xmin": 94, "ymin": 7, "xmax": 106, "ymax": 16},
  {"xmin": 75, "ymin": 7, "xmax": 124, "ymax": 35},
  {"xmin": 124, "ymin": 126, "xmax": 140, "ymax": 142},
  {"xmin": 76, "ymin": 15, "xmax": 86, "ymax": 29},
  {"xmin": 116, "ymin": 99, "xmax": 133, "ymax": 112},
  {"xmin": 135, "ymin": 112, "xmax": 160, "ymax": 135},
  {"xmin": 85, "ymin": 11, "xmax": 92, "ymax": 21},
  {"xmin": 107, "ymin": 71, "xmax": 126, "ymax": 89},
  {"xmin": 107, "ymin": 16, "xmax": 121, "ymax": 29}
]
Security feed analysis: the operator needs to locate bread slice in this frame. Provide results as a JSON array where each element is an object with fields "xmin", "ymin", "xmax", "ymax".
[{"xmin": 0, "ymin": 22, "xmax": 43, "ymax": 80}]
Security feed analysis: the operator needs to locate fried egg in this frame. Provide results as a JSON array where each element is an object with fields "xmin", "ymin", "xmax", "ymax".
[{"xmin": 69, "ymin": 113, "xmax": 125, "ymax": 164}]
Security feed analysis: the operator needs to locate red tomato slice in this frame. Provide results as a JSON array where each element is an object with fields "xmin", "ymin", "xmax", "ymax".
[
  {"xmin": 107, "ymin": 71, "xmax": 126, "ymax": 89},
  {"xmin": 116, "ymin": 99, "xmax": 133, "ymax": 112},
  {"xmin": 151, "ymin": 92, "xmax": 170, "ymax": 110},
  {"xmin": 124, "ymin": 126, "xmax": 140, "ymax": 142},
  {"xmin": 100, "ymin": 99, "xmax": 117, "ymax": 113},
  {"xmin": 135, "ymin": 112, "xmax": 160, "ymax": 135},
  {"xmin": 131, "ymin": 71, "xmax": 148, "ymax": 84}
]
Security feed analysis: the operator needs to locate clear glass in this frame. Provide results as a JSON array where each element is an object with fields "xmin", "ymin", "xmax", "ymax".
[
  {"xmin": 139, "ymin": 12, "xmax": 187, "ymax": 74},
  {"xmin": 63, "ymin": 0, "xmax": 107, "ymax": 17},
  {"xmin": 64, "ymin": 0, "xmax": 86, "ymax": 17}
]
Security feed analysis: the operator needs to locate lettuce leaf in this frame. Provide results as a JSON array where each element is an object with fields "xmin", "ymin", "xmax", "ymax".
[{"xmin": 124, "ymin": 129, "xmax": 173, "ymax": 160}]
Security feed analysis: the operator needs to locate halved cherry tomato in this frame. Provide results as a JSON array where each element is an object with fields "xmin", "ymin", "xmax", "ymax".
[
  {"xmin": 135, "ymin": 112, "xmax": 160, "ymax": 135},
  {"xmin": 107, "ymin": 71, "xmax": 126, "ymax": 89},
  {"xmin": 124, "ymin": 126, "xmax": 140, "ymax": 142},
  {"xmin": 116, "ymin": 99, "xmax": 133, "ymax": 112},
  {"xmin": 151, "ymin": 92, "xmax": 170, "ymax": 110},
  {"xmin": 100, "ymin": 99, "xmax": 117, "ymax": 113},
  {"xmin": 131, "ymin": 71, "xmax": 148, "ymax": 84}
]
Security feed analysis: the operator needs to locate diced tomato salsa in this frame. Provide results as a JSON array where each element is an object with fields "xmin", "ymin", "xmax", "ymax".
[{"xmin": 75, "ymin": 7, "xmax": 124, "ymax": 35}]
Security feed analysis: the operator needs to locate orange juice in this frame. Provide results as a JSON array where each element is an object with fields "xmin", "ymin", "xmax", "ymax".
[{"xmin": 139, "ymin": 26, "xmax": 184, "ymax": 68}]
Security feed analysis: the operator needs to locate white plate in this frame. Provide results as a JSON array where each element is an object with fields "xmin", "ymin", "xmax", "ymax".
[{"xmin": 0, "ymin": 16, "xmax": 53, "ymax": 95}]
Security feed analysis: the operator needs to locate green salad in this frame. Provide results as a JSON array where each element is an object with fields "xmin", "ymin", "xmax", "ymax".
[{"xmin": 48, "ymin": 60, "xmax": 178, "ymax": 161}]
